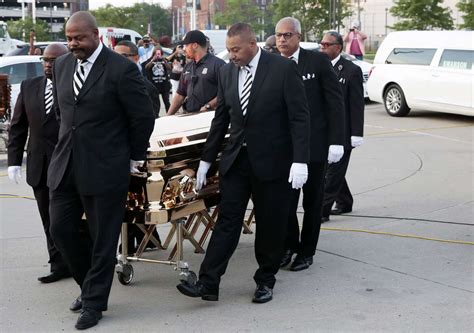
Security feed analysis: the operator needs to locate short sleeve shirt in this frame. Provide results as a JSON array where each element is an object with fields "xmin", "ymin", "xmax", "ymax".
[{"xmin": 177, "ymin": 53, "xmax": 225, "ymax": 112}]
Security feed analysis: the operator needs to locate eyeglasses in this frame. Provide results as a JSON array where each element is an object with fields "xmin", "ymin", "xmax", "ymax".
[
  {"xmin": 40, "ymin": 57, "xmax": 56, "ymax": 64},
  {"xmin": 119, "ymin": 53, "xmax": 138, "ymax": 58},
  {"xmin": 320, "ymin": 42, "xmax": 340, "ymax": 48},
  {"xmin": 275, "ymin": 32, "xmax": 297, "ymax": 40}
]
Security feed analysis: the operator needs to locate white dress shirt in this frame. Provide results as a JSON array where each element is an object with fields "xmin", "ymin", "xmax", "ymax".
[
  {"xmin": 238, "ymin": 47, "xmax": 261, "ymax": 100},
  {"xmin": 288, "ymin": 47, "xmax": 301, "ymax": 64},
  {"xmin": 76, "ymin": 42, "xmax": 103, "ymax": 82},
  {"xmin": 331, "ymin": 54, "xmax": 341, "ymax": 67}
]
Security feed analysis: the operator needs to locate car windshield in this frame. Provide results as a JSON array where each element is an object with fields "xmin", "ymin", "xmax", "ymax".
[{"xmin": 6, "ymin": 45, "xmax": 29, "ymax": 56}]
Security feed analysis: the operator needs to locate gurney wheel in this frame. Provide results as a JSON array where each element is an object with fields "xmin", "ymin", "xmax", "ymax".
[{"xmin": 117, "ymin": 264, "xmax": 134, "ymax": 285}]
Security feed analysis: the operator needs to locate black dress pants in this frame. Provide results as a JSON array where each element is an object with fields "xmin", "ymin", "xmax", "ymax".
[
  {"xmin": 32, "ymin": 156, "xmax": 68, "ymax": 273},
  {"xmin": 286, "ymin": 161, "xmax": 327, "ymax": 257},
  {"xmin": 50, "ymin": 158, "xmax": 127, "ymax": 311},
  {"xmin": 199, "ymin": 148, "xmax": 291, "ymax": 290},
  {"xmin": 322, "ymin": 149, "xmax": 353, "ymax": 217}
]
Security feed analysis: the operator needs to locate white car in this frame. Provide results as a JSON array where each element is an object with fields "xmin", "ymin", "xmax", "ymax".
[
  {"xmin": 216, "ymin": 41, "xmax": 371, "ymax": 98},
  {"xmin": 0, "ymin": 55, "xmax": 43, "ymax": 114},
  {"xmin": 367, "ymin": 31, "xmax": 473, "ymax": 117}
]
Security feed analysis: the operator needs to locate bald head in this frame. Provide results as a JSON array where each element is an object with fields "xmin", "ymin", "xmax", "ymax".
[
  {"xmin": 42, "ymin": 43, "xmax": 69, "ymax": 79},
  {"xmin": 65, "ymin": 11, "xmax": 100, "ymax": 60},
  {"xmin": 44, "ymin": 42, "xmax": 68, "ymax": 56},
  {"xmin": 66, "ymin": 11, "xmax": 98, "ymax": 31}
]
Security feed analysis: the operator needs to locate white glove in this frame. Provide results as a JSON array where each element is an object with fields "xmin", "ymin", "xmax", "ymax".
[
  {"xmin": 328, "ymin": 145, "xmax": 344, "ymax": 164},
  {"xmin": 288, "ymin": 163, "xmax": 308, "ymax": 190},
  {"xmin": 130, "ymin": 160, "xmax": 144, "ymax": 173},
  {"xmin": 351, "ymin": 136, "xmax": 364, "ymax": 148},
  {"xmin": 195, "ymin": 160, "xmax": 211, "ymax": 191},
  {"xmin": 8, "ymin": 166, "xmax": 21, "ymax": 184}
]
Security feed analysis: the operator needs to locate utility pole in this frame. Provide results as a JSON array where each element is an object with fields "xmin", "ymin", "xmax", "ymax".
[
  {"xmin": 357, "ymin": 0, "xmax": 360, "ymax": 24},
  {"xmin": 385, "ymin": 8, "xmax": 388, "ymax": 36},
  {"xmin": 192, "ymin": 0, "xmax": 196, "ymax": 30}
]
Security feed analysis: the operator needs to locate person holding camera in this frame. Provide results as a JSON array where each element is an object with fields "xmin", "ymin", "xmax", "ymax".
[
  {"xmin": 166, "ymin": 45, "xmax": 186, "ymax": 98},
  {"xmin": 343, "ymin": 20, "xmax": 367, "ymax": 60},
  {"xmin": 166, "ymin": 30, "xmax": 225, "ymax": 115},
  {"xmin": 143, "ymin": 45, "xmax": 172, "ymax": 113}
]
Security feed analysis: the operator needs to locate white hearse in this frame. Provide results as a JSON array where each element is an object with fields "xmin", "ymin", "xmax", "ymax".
[{"xmin": 367, "ymin": 31, "xmax": 473, "ymax": 117}]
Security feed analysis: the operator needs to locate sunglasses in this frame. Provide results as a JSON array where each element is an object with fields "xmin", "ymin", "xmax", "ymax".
[
  {"xmin": 120, "ymin": 53, "xmax": 138, "ymax": 58},
  {"xmin": 40, "ymin": 57, "xmax": 56, "ymax": 64},
  {"xmin": 320, "ymin": 42, "xmax": 340, "ymax": 47}
]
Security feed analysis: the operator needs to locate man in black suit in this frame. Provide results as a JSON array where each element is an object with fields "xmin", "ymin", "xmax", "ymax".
[
  {"xmin": 321, "ymin": 31, "xmax": 365, "ymax": 221},
  {"xmin": 276, "ymin": 17, "xmax": 345, "ymax": 272},
  {"xmin": 47, "ymin": 12, "xmax": 154, "ymax": 330},
  {"xmin": 115, "ymin": 40, "xmax": 161, "ymax": 118},
  {"xmin": 176, "ymin": 23, "xmax": 310, "ymax": 303},
  {"xmin": 7, "ymin": 43, "xmax": 70, "ymax": 284}
]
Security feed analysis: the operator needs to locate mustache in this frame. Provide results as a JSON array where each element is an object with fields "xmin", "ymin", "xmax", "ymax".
[{"xmin": 69, "ymin": 48, "xmax": 85, "ymax": 53}]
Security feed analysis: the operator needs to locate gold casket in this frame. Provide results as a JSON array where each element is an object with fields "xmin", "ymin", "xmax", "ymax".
[{"xmin": 116, "ymin": 111, "xmax": 226, "ymax": 285}]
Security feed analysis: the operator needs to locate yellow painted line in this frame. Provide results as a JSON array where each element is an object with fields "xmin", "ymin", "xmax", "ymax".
[
  {"xmin": 366, "ymin": 124, "xmax": 473, "ymax": 137},
  {"xmin": 0, "ymin": 194, "xmax": 35, "ymax": 200},
  {"xmin": 321, "ymin": 227, "xmax": 474, "ymax": 246}
]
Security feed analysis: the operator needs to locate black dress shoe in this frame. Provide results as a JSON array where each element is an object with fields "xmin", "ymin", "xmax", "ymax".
[
  {"xmin": 280, "ymin": 249, "xmax": 295, "ymax": 268},
  {"xmin": 290, "ymin": 255, "xmax": 313, "ymax": 271},
  {"xmin": 176, "ymin": 280, "xmax": 218, "ymax": 301},
  {"xmin": 69, "ymin": 296, "xmax": 82, "ymax": 312},
  {"xmin": 330, "ymin": 207, "xmax": 352, "ymax": 215},
  {"xmin": 252, "ymin": 285, "xmax": 273, "ymax": 303},
  {"xmin": 75, "ymin": 308, "xmax": 102, "ymax": 330},
  {"xmin": 37, "ymin": 271, "xmax": 71, "ymax": 283},
  {"xmin": 321, "ymin": 216, "xmax": 330, "ymax": 223}
]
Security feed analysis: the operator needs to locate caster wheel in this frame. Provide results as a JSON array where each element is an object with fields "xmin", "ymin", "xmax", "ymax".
[{"xmin": 117, "ymin": 264, "xmax": 134, "ymax": 285}]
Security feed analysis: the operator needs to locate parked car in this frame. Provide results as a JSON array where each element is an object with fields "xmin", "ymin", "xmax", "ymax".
[
  {"xmin": 0, "ymin": 55, "xmax": 42, "ymax": 114},
  {"xmin": 6, "ymin": 42, "xmax": 68, "ymax": 56},
  {"xmin": 216, "ymin": 42, "xmax": 371, "ymax": 98},
  {"xmin": 367, "ymin": 31, "xmax": 473, "ymax": 117}
]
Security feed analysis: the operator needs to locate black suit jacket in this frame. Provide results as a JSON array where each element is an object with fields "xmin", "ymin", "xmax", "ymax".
[
  {"xmin": 201, "ymin": 50, "xmax": 310, "ymax": 181},
  {"xmin": 47, "ymin": 46, "xmax": 155, "ymax": 195},
  {"xmin": 297, "ymin": 48, "xmax": 345, "ymax": 162},
  {"xmin": 8, "ymin": 76, "xmax": 59, "ymax": 187},
  {"xmin": 333, "ymin": 57, "xmax": 364, "ymax": 150}
]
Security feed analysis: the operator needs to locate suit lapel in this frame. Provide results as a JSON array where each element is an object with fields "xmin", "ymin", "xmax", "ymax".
[
  {"xmin": 36, "ymin": 77, "xmax": 46, "ymax": 121},
  {"xmin": 231, "ymin": 65, "xmax": 244, "ymax": 118},
  {"xmin": 76, "ymin": 46, "xmax": 108, "ymax": 100},
  {"xmin": 246, "ymin": 51, "xmax": 269, "ymax": 119},
  {"xmin": 334, "ymin": 58, "xmax": 344, "ymax": 77},
  {"xmin": 297, "ymin": 48, "xmax": 307, "ymax": 76}
]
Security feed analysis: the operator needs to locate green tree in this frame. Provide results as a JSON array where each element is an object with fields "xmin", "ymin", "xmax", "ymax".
[
  {"xmin": 457, "ymin": 0, "xmax": 474, "ymax": 29},
  {"xmin": 214, "ymin": 0, "xmax": 266, "ymax": 36},
  {"xmin": 91, "ymin": 3, "xmax": 171, "ymax": 38},
  {"xmin": 7, "ymin": 18, "xmax": 50, "ymax": 41},
  {"xmin": 271, "ymin": 0, "xmax": 352, "ymax": 41},
  {"xmin": 390, "ymin": 0, "xmax": 454, "ymax": 30}
]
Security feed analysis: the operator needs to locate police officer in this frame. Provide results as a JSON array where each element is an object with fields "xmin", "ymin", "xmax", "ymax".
[{"xmin": 167, "ymin": 30, "xmax": 225, "ymax": 115}]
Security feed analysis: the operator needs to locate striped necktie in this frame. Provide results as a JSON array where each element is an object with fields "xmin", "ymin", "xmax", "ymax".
[
  {"xmin": 289, "ymin": 56, "xmax": 297, "ymax": 63},
  {"xmin": 44, "ymin": 79, "xmax": 53, "ymax": 114},
  {"xmin": 73, "ymin": 59, "xmax": 87, "ymax": 99},
  {"xmin": 240, "ymin": 65, "xmax": 253, "ymax": 116}
]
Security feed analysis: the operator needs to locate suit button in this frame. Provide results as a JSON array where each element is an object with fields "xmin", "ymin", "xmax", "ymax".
[{"xmin": 72, "ymin": 126, "xmax": 76, "ymax": 130}]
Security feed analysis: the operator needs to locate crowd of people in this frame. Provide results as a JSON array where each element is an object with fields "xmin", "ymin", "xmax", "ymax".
[{"xmin": 7, "ymin": 11, "xmax": 365, "ymax": 330}]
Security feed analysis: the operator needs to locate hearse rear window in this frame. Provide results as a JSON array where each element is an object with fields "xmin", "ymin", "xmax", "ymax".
[{"xmin": 439, "ymin": 50, "xmax": 473, "ymax": 70}]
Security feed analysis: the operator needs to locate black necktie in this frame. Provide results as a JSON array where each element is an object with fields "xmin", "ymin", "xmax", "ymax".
[
  {"xmin": 73, "ymin": 59, "xmax": 87, "ymax": 99},
  {"xmin": 240, "ymin": 65, "xmax": 253, "ymax": 116}
]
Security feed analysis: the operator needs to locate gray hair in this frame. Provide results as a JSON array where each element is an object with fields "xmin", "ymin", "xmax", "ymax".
[{"xmin": 276, "ymin": 17, "xmax": 302, "ymax": 34}]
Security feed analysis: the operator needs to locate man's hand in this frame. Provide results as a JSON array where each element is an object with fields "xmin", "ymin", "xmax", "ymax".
[
  {"xmin": 130, "ymin": 160, "xmax": 144, "ymax": 173},
  {"xmin": 288, "ymin": 163, "xmax": 308, "ymax": 190},
  {"xmin": 351, "ymin": 136, "xmax": 364, "ymax": 148},
  {"xmin": 328, "ymin": 145, "xmax": 344, "ymax": 164},
  {"xmin": 195, "ymin": 160, "xmax": 211, "ymax": 191},
  {"xmin": 8, "ymin": 166, "xmax": 21, "ymax": 184}
]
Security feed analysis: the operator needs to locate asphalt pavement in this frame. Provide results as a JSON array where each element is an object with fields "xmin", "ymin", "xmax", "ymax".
[{"xmin": 0, "ymin": 102, "xmax": 473, "ymax": 332}]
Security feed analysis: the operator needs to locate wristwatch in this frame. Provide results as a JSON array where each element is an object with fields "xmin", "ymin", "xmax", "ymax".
[{"xmin": 205, "ymin": 104, "xmax": 211, "ymax": 110}]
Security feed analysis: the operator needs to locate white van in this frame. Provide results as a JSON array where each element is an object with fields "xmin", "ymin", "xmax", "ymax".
[
  {"xmin": 201, "ymin": 30, "xmax": 227, "ymax": 54},
  {"xmin": 367, "ymin": 31, "xmax": 473, "ymax": 117},
  {"xmin": 98, "ymin": 27, "xmax": 142, "ymax": 49}
]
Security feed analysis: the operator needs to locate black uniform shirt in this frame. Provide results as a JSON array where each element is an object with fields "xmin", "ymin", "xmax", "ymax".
[{"xmin": 177, "ymin": 53, "xmax": 225, "ymax": 112}]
